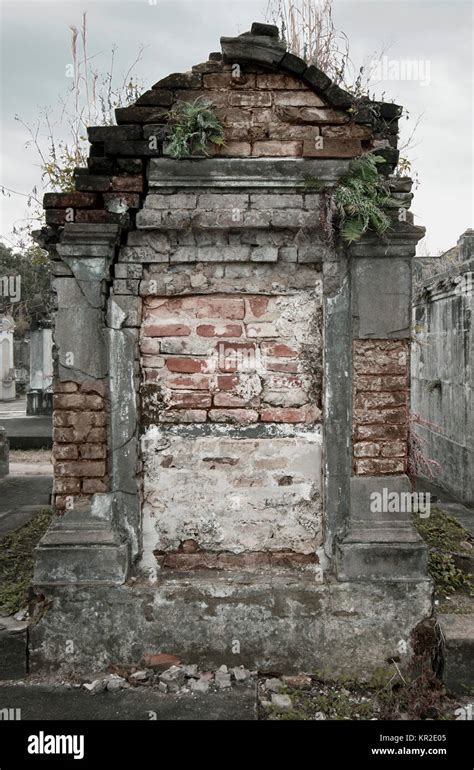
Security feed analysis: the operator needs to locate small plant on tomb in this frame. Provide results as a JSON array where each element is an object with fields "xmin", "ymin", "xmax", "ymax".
[
  {"xmin": 166, "ymin": 98, "xmax": 225, "ymax": 159},
  {"xmin": 333, "ymin": 152, "xmax": 395, "ymax": 243},
  {"xmin": 305, "ymin": 152, "xmax": 397, "ymax": 244}
]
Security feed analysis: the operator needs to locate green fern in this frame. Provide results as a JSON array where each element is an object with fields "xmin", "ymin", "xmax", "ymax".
[
  {"xmin": 166, "ymin": 98, "xmax": 225, "ymax": 159},
  {"xmin": 334, "ymin": 153, "xmax": 395, "ymax": 243}
]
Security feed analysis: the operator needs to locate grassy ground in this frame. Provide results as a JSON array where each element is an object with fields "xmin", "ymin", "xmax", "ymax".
[
  {"xmin": 0, "ymin": 509, "xmax": 52, "ymax": 616},
  {"xmin": 413, "ymin": 507, "xmax": 473, "ymax": 599},
  {"xmin": 258, "ymin": 667, "xmax": 462, "ymax": 721}
]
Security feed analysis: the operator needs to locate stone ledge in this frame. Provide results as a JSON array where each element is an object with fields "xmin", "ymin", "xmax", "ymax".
[
  {"xmin": 148, "ymin": 157, "xmax": 350, "ymax": 188},
  {"xmin": 335, "ymin": 540, "xmax": 428, "ymax": 581}
]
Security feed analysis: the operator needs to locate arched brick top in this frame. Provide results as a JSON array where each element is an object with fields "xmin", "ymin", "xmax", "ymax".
[{"xmin": 37, "ymin": 20, "xmax": 404, "ymax": 240}]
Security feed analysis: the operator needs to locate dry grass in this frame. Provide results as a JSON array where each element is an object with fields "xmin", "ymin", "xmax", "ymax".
[{"xmin": 9, "ymin": 449, "xmax": 52, "ymax": 464}]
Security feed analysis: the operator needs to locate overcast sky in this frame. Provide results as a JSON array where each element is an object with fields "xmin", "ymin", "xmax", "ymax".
[{"xmin": 0, "ymin": 0, "xmax": 472, "ymax": 254}]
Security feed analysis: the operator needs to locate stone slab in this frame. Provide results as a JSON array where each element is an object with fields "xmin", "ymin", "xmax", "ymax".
[
  {"xmin": 28, "ymin": 575, "xmax": 432, "ymax": 677},
  {"xmin": 438, "ymin": 613, "xmax": 474, "ymax": 695},
  {"xmin": 352, "ymin": 258, "xmax": 411, "ymax": 338},
  {"xmin": 148, "ymin": 158, "xmax": 350, "ymax": 188}
]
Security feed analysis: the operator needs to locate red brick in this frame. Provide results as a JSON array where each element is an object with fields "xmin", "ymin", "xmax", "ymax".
[
  {"xmin": 380, "ymin": 441, "xmax": 407, "ymax": 457},
  {"xmin": 195, "ymin": 297, "xmax": 245, "ymax": 320},
  {"xmin": 144, "ymin": 369, "xmax": 159, "ymax": 382},
  {"xmin": 54, "ymin": 495, "xmax": 71, "ymax": 511},
  {"xmin": 79, "ymin": 443, "xmax": 107, "ymax": 460},
  {"xmin": 167, "ymin": 393, "xmax": 211, "ymax": 409},
  {"xmin": 213, "ymin": 393, "xmax": 259, "ymax": 408},
  {"xmin": 53, "ymin": 393, "xmax": 103, "ymax": 411},
  {"xmin": 321, "ymin": 124, "xmax": 372, "ymax": 139},
  {"xmin": 52, "ymin": 444, "xmax": 78, "ymax": 460},
  {"xmin": 354, "ymin": 458, "xmax": 406, "ymax": 475},
  {"xmin": 263, "ymin": 374, "xmax": 302, "ymax": 389},
  {"xmin": 53, "ymin": 411, "xmax": 106, "ymax": 431},
  {"xmin": 155, "ymin": 550, "xmax": 317, "ymax": 570},
  {"xmin": 353, "ymin": 340, "xmax": 409, "ymax": 375},
  {"xmin": 245, "ymin": 296, "xmax": 269, "ymax": 319},
  {"xmin": 45, "ymin": 210, "xmax": 68, "ymax": 225},
  {"xmin": 203, "ymin": 73, "xmax": 256, "ymax": 89},
  {"xmin": 252, "ymin": 141, "xmax": 303, "ymax": 157},
  {"xmin": 353, "ymin": 441, "xmax": 380, "ymax": 458},
  {"xmin": 262, "ymin": 343, "xmax": 298, "ymax": 358},
  {"xmin": 260, "ymin": 407, "xmax": 306, "ymax": 423},
  {"xmin": 266, "ymin": 361, "xmax": 299, "ymax": 373},
  {"xmin": 146, "ymin": 324, "xmax": 191, "ymax": 337},
  {"xmin": 197, "ymin": 324, "xmax": 242, "ymax": 337},
  {"xmin": 212, "ymin": 141, "xmax": 251, "ymax": 157},
  {"xmin": 87, "ymin": 427, "xmax": 107, "ymax": 443},
  {"xmin": 43, "ymin": 192, "xmax": 99, "ymax": 208},
  {"xmin": 229, "ymin": 92, "xmax": 272, "ymax": 108},
  {"xmin": 142, "ymin": 653, "xmax": 181, "ymax": 670},
  {"xmin": 354, "ymin": 391, "xmax": 407, "ymax": 410},
  {"xmin": 166, "ymin": 357, "xmax": 206, "ymax": 373},
  {"xmin": 216, "ymin": 375, "xmax": 238, "ymax": 390},
  {"xmin": 382, "ymin": 376, "xmax": 408, "ymax": 390},
  {"xmin": 353, "ymin": 375, "xmax": 407, "ymax": 391},
  {"xmin": 75, "ymin": 210, "xmax": 110, "ymax": 223},
  {"xmin": 166, "ymin": 375, "xmax": 210, "ymax": 390},
  {"xmin": 255, "ymin": 73, "xmax": 307, "ymax": 90},
  {"xmin": 353, "ymin": 407, "xmax": 407, "ymax": 425},
  {"xmin": 303, "ymin": 137, "xmax": 362, "ymax": 157},
  {"xmin": 55, "ymin": 461, "xmax": 106, "ymax": 478},
  {"xmin": 208, "ymin": 408, "xmax": 258, "ymax": 424},
  {"xmin": 111, "ymin": 175, "xmax": 144, "ymax": 192},
  {"xmin": 54, "ymin": 382, "xmax": 79, "ymax": 394},
  {"xmin": 54, "ymin": 478, "xmax": 81, "ymax": 494},
  {"xmin": 53, "ymin": 427, "xmax": 76, "ymax": 443}
]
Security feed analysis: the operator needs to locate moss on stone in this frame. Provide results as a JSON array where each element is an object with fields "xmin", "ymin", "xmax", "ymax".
[{"xmin": 412, "ymin": 508, "xmax": 473, "ymax": 597}]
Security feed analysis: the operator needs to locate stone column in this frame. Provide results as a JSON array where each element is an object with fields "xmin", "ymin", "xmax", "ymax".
[
  {"xmin": 335, "ymin": 218, "xmax": 429, "ymax": 580},
  {"xmin": 34, "ymin": 223, "xmax": 131, "ymax": 585}
]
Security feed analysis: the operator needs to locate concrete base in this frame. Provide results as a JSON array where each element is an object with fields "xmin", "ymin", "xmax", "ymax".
[{"xmin": 29, "ymin": 571, "xmax": 432, "ymax": 677}]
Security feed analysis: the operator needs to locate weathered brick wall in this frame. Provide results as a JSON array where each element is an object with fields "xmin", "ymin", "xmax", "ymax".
[
  {"xmin": 136, "ymin": 67, "xmax": 371, "ymax": 159},
  {"xmin": 352, "ymin": 340, "xmax": 409, "ymax": 475},
  {"xmin": 41, "ymin": 52, "xmax": 399, "ymax": 228},
  {"xmin": 141, "ymin": 293, "xmax": 321, "ymax": 425},
  {"xmin": 52, "ymin": 380, "xmax": 108, "ymax": 510}
]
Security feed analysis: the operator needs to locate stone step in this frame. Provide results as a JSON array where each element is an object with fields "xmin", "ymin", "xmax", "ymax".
[
  {"xmin": 437, "ymin": 613, "xmax": 474, "ymax": 695},
  {"xmin": 0, "ymin": 616, "xmax": 27, "ymax": 680}
]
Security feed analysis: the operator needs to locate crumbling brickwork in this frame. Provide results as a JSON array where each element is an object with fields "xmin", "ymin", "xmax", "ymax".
[
  {"xmin": 52, "ymin": 379, "xmax": 108, "ymax": 509},
  {"xmin": 352, "ymin": 339, "xmax": 409, "ymax": 475},
  {"xmin": 141, "ymin": 293, "xmax": 321, "ymax": 424}
]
